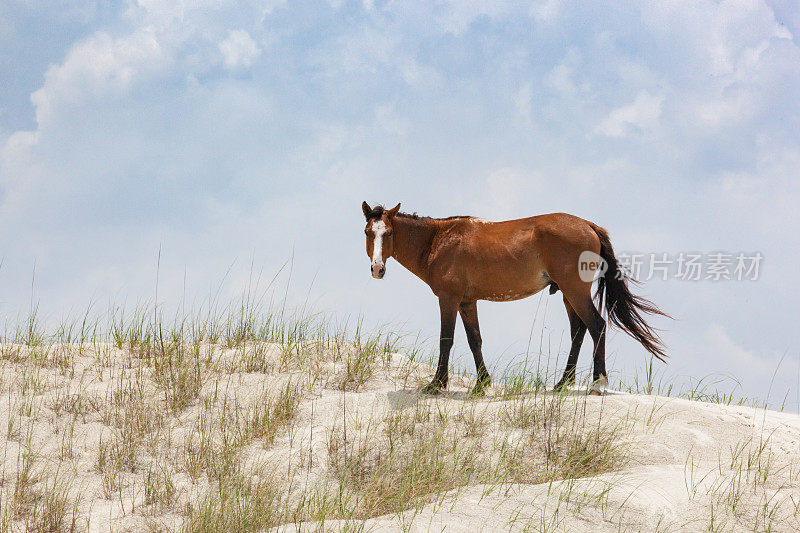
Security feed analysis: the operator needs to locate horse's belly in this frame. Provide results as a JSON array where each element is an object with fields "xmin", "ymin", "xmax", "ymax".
[
  {"xmin": 482, "ymin": 287, "xmax": 545, "ymax": 302},
  {"xmin": 476, "ymin": 271, "xmax": 551, "ymax": 302}
]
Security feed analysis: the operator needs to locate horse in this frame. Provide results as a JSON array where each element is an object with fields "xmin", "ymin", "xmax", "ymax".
[{"xmin": 361, "ymin": 201, "xmax": 669, "ymax": 396}]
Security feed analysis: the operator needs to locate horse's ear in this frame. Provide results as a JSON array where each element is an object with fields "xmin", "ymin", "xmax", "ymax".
[
  {"xmin": 387, "ymin": 203, "xmax": 401, "ymax": 219},
  {"xmin": 362, "ymin": 201, "xmax": 372, "ymax": 219}
]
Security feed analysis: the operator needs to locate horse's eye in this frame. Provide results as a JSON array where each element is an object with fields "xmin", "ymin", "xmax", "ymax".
[
  {"xmin": 386, "ymin": 230, "xmax": 392, "ymax": 236},
  {"xmin": 365, "ymin": 229, "xmax": 370, "ymax": 235}
]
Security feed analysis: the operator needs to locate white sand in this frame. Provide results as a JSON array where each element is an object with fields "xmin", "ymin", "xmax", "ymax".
[
  {"xmin": 1, "ymin": 342, "xmax": 799, "ymax": 532},
  {"xmin": 323, "ymin": 393, "xmax": 800, "ymax": 532},
  {"xmin": 277, "ymin": 372, "xmax": 800, "ymax": 531}
]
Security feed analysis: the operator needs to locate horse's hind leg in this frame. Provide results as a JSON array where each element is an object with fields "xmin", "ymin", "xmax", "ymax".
[
  {"xmin": 554, "ymin": 296, "xmax": 587, "ymax": 391},
  {"xmin": 563, "ymin": 291, "xmax": 608, "ymax": 395},
  {"xmin": 459, "ymin": 301, "xmax": 491, "ymax": 395}
]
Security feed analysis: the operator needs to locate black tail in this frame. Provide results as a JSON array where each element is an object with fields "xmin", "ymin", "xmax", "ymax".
[{"xmin": 591, "ymin": 224, "xmax": 671, "ymax": 362}]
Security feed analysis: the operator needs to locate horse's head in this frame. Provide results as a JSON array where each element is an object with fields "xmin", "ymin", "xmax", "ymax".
[{"xmin": 362, "ymin": 201, "xmax": 401, "ymax": 279}]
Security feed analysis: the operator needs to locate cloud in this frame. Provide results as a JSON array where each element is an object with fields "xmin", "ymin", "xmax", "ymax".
[
  {"xmin": 434, "ymin": 1, "xmax": 513, "ymax": 36},
  {"xmin": 700, "ymin": 323, "xmax": 798, "ymax": 403},
  {"xmin": 30, "ymin": 28, "xmax": 169, "ymax": 125},
  {"xmin": 704, "ymin": 324, "xmax": 779, "ymax": 376},
  {"xmin": 530, "ymin": 0, "xmax": 562, "ymax": 23},
  {"xmin": 1, "ymin": 0, "xmax": 799, "ymax": 406},
  {"xmin": 767, "ymin": 0, "xmax": 800, "ymax": 40},
  {"xmin": 400, "ymin": 59, "xmax": 442, "ymax": 90},
  {"xmin": 219, "ymin": 29, "xmax": 261, "ymax": 70},
  {"xmin": 484, "ymin": 168, "xmax": 525, "ymax": 218},
  {"xmin": 595, "ymin": 91, "xmax": 664, "ymax": 138},
  {"xmin": 513, "ymin": 83, "xmax": 532, "ymax": 124}
]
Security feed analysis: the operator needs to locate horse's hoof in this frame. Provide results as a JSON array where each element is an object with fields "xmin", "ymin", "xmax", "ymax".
[
  {"xmin": 588, "ymin": 375, "xmax": 608, "ymax": 396},
  {"xmin": 553, "ymin": 379, "xmax": 573, "ymax": 392},
  {"xmin": 421, "ymin": 382, "xmax": 444, "ymax": 395},
  {"xmin": 469, "ymin": 378, "xmax": 491, "ymax": 397}
]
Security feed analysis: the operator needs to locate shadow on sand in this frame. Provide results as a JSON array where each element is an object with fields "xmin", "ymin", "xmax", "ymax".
[
  {"xmin": 386, "ymin": 389, "xmax": 471, "ymax": 409},
  {"xmin": 386, "ymin": 386, "xmax": 619, "ymax": 409}
]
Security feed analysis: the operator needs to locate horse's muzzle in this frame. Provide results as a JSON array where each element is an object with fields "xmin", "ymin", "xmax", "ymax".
[{"xmin": 372, "ymin": 263, "xmax": 385, "ymax": 279}]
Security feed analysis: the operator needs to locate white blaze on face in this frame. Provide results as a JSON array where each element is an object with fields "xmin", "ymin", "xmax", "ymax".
[{"xmin": 371, "ymin": 220, "xmax": 387, "ymax": 270}]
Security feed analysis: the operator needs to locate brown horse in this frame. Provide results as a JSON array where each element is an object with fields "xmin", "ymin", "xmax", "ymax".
[{"xmin": 362, "ymin": 202, "xmax": 669, "ymax": 396}]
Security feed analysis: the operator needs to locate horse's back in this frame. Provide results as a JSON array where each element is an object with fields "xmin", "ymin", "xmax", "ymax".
[
  {"xmin": 448, "ymin": 213, "xmax": 596, "ymax": 245},
  {"xmin": 441, "ymin": 212, "xmax": 600, "ymax": 272}
]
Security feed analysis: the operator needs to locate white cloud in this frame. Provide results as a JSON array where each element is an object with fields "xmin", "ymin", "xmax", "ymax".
[
  {"xmin": 595, "ymin": 91, "xmax": 665, "ymax": 138},
  {"xmin": 400, "ymin": 59, "xmax": 442, "ymax": 89},
  {"xmin": 711, "ymin": 146, "xmax": 800, "ymax": 234},
  {"xmin": 514, "ymin": 83, "xmax": 532, "ymax": 124},
  {"xmin": 435, "ymin": 1, "xmax": 512, "ymax": 36},
  {"xmin": 30, "ymin": 29, "xmax": 168, "ymax": 125},
  {"xmin": 260, "ymin": 0, "xmax": 288, "ymax": 20},
  {"xmin": 545, "ymin": 64, "xmax": 575, "ymax": 95},
  {"xmin": 530, "ymin": 0, "xmax": 561, "ymax": 23},
  {"xmin": 702, "ymin": 323, "xmax": 798, "ymax": 395},
  {"xmin": 323, "ymin": 26, "xmax": 396, "ymax": 73},
  {"xmin": 219, "ymin": 29, "xmax": 261, "ymax": 70},
  {"xmin": 694, "ymin": 91, "xmax": 755, "ymax": 128},
  {"xmin": 1, "ymin": 0, "xmax": 800, "ymax": 407},
  {"xmin": 767, "ymin": 0, "xmax": 800, "ymax": 41},
  {"xmin": 374, "ymin": 105, "xmax": 410, "ymax": 136},
  {"xmin": 545, "ymin": 47, "xmax": 582, "ymax": 95},
  {"xmin": 705, "ymin": 324, "xmax": 767, "ymax": 373},
  {"xmin": 481, "ymin": 168, "xmax": 543, "ymax": 220}
]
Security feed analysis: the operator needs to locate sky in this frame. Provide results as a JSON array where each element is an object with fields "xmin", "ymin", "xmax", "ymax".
[{"xmin": 1, "ymin": 0, "xmax": 799, "ymax": 408}]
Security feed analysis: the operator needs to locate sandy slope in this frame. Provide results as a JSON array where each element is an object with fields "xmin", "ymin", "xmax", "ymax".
[
  {"xmin": 273, "ymin": 360, "xmax": 800, "ymax": 532},
  {"xmin": 312, "ymin": 392, "xmax": 800, "ymax": 532},
  {"xmin": 1, "ymin": 342, "xmax": 799, "ymax": 532}
]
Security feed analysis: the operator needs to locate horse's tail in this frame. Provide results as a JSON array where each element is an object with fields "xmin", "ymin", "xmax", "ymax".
[{"xmin": 591, "ymin": 224, "xmax": 671, "ymax": 362}]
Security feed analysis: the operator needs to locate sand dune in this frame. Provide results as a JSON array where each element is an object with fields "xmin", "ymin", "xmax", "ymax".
[
  {"xmin": 309, "ymin": 392, "xmax": 800, "ymax": 531},
  {"xmin": 1, "ymin": 340, "xmax": 798, "ymax": 532}
]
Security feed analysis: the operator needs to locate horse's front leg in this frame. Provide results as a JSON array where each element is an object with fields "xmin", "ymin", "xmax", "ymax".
[{"xmin": 421, "ymin": 295, "xmax": 459, "ymax": 395}]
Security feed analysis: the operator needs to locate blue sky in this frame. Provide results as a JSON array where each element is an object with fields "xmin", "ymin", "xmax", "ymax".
[{"xmin": 1, "ymin": 0, "xmax": 799, "ymax": 406}]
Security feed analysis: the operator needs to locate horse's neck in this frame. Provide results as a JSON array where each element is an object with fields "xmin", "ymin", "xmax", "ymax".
[{"xmin": 392, "ymin": 216, "xmax": 439, "ymax": 281}]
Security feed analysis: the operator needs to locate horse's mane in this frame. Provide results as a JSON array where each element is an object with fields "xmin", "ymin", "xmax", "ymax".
[{"xmin": 365, "ymin": 204, "xmax": 471, "ymax": 221}]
